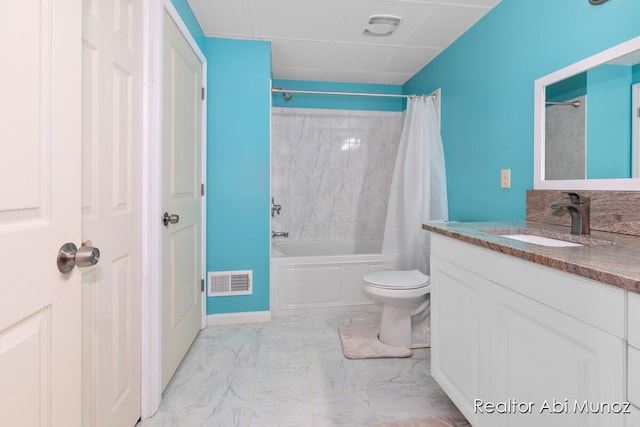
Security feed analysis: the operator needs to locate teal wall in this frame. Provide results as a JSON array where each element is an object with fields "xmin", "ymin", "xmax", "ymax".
[
  {"xmin": 172, "ymin": 2, "xmax": 272, "ymax": 316},
  {"xmin": 404, "ymin": 0, "xmax": 640, "ymax": 221},
  {"xmin": 546, "ymin": 73, "xmax": 587, "ymax": 101},
  {"xmin": 272, "ymin": 79, "xmax": 404, "ymax": 111},
  {"xmin": 204, "ymin": 38, "xmax": 272, "ymax": 315}
]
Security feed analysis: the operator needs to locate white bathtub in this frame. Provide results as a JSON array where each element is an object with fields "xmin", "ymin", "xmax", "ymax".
[{"xmin": 270, "ymin": 240, "xmax": 386, "ymax": 316}]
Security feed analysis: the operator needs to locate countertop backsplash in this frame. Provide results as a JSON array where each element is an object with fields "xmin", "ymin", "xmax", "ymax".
[{"xmin": 526, "ymin": 190, "xmax": 640, "ymax": 237}]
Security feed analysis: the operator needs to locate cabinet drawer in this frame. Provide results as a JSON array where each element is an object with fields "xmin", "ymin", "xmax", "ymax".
[
  {"xmin": 629, "ymin": 346, "xmax": 640, "ymax": 407},
  {"xmin": 430, "ymin": 233, "xmax": 626, "ymax": 338},
  {"xmin": 629, "ymin": 293, "xmax": 640, "ymax": 348}
]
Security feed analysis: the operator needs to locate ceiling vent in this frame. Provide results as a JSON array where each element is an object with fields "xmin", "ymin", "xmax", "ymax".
[{"xmin": 363, "ymin": 15, "xmax": 402, "ymax": 37}]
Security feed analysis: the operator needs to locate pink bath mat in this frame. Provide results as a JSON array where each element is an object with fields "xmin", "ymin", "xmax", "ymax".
[{"xmin": 338, "ymin": 323, "xmax": 412, "ymax": 359}]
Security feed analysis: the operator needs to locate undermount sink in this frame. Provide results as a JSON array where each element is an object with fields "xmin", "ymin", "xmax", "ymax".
[
  {"xmin": 480, "ymin": 228, "xmax": 614, "ymax": 247},
  {"xmin": 499, "ymin": 234, "xmax": 583, "ymax": 247}
]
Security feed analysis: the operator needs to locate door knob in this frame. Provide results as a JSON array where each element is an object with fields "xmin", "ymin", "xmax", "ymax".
[
  {"xmin": 163, "ymin": 212, "xmax": 180, "ymax": 227},
  {"xmin": 57, "ymin": 242, "xmax": 100, "ymax": 273}
]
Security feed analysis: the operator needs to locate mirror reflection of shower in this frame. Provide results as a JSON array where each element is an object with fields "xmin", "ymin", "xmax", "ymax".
[
  {"xmin": 272, "ymin": 86, "xmax": 292, "ymax": 102},
  {"xmin": 544, "ymin": 96, "xmax": 587, "ymax": 180}
]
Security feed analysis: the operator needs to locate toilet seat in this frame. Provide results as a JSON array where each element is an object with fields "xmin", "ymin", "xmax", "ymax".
[{"xmin": 363, "ymin": 269, "xmax": 429, "ymax": 290}]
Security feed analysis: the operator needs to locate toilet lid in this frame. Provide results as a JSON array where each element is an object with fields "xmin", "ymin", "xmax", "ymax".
[{"xmin": 363, "ymin": 269, "xmax": 430, "ymax": 290}]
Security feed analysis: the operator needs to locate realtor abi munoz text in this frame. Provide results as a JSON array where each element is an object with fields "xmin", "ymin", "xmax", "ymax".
[{"xmin": 474, "ymin": 398, "xmax": 632, "ymax": 415}]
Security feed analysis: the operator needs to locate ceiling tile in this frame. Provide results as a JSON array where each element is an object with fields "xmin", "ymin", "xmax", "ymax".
[
  {"xmin": 187, "ymin": 0, "xmax": 254, "ymax": 38},
  {"xmin": 320, "ymin": 69, "xmax": 377, "ymax": 84},
  {"xmin": 249, "ymin": 0, "xmax": 343, "ymax": 40},
  {"xmin": 324, "ymin": 43, "xmax": 400, "ymax": 72},
  {"xmin": 406, "ymin": 4, "xmax": 492, "ymax": 48},
  {"xmin": 270, "ymin": 39, "xmax": 329, "ymax": 69},
  {"xmin": 383, "ymin": 46, "xmax": 441, "ymax": 73}
]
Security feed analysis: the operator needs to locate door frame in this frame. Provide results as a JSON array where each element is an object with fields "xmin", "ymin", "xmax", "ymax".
[
  {"xmin": 633, "ymin": 82, "xmax": 640, "ymax": 178},
  {"xmin": 141, "ymin": 0, "xmax": 208, "ymax": 417}
]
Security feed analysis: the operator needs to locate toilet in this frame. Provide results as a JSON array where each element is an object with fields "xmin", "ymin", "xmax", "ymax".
[{"xmin": 362, "ymin": 269, "xmax": 430, "ymax": 349}]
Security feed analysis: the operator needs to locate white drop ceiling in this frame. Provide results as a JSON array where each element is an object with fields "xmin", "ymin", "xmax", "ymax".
[{"xmin": 187, "ymin": 0, "xmax": 502, "ymax": 85}]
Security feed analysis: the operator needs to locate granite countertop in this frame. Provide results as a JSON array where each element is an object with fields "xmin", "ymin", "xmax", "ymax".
[{"xmin": 423, "ymin": 220, "xmax": 640, "ymax": 294}]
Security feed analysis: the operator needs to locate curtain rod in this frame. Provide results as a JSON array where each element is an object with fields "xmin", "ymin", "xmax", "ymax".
[
  {"xmin": 271, "ymin": 86, "xmax": 436, "ymax": 99},
  {"xmin": 545, "ymin": 100, "xmax": 581, "ymax": 108}
]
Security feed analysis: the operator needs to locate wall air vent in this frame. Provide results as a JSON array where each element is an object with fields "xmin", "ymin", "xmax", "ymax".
[{"xmin": 207, "ymin": 270, "xmax": 253, "ymax": 297}]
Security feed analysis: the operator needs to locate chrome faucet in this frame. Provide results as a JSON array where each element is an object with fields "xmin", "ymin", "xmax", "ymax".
[
  {"xmin": 271, "ymin": 231, "xmax": 289, "ymax": 238},
  {"xmin": 550, "ymin": 192, "xmax": 591, "ymax": 235}
]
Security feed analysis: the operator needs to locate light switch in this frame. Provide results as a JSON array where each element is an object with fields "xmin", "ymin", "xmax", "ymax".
[{"xmin": 500, "ymin": 169, "xmax": 511, "ymax": 188}]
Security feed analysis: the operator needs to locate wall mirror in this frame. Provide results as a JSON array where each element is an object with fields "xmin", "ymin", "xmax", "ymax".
[{"xmin": 534, "ymin": 36, "xmax": 640, "ymax": 190}]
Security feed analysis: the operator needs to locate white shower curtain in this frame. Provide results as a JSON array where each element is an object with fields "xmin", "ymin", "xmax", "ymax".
[{"xmin": 382, "ymin": 95, "xmax": 448, "ymax": 274}]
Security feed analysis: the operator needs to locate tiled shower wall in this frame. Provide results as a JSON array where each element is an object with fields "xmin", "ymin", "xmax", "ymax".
[{"xmin": 271, "ymin": 107, "xmax": 403, "ymax": 242}]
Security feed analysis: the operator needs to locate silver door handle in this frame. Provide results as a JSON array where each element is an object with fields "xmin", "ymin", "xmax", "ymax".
[
  {"xmin": 57, "ymin": 242, "xmax": 100, "ymax": 273},
  {"xmin": 163, "ymin": 212, "xmax": 180, "ymax": 227}
]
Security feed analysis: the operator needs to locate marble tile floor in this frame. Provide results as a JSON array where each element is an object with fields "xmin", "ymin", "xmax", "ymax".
[{"xmin": 139, "ymin": 310, "xmax": 470, "ymax": 427}]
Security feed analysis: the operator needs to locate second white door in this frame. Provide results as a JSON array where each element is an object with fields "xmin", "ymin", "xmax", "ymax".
[
  {"xmin": 81, "ymin": 0, "xmax": 142, "ymax": 425},
  {"xmin": 161, "ymin": 10, "xmax": 204, "ymax": 389}
]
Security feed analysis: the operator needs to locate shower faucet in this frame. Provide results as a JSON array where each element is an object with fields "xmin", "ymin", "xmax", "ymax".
[
  {"xmin": 271, "ymin": 231, "xmax": 289, "ymax": 238},
  {"xmin": 271, "ymin": 197, "xmax": 282, "ymax": 217}
]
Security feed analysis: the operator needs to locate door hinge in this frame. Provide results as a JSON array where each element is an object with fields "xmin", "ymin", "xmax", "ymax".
[
  {"xmin": 201, "ymin": 278, "xmax": 205, "ymax": 292},
  {"xmin": 201, "ymin": 87, "xmax": 205, "ymax": 101},
  {"xmin": 201, "ymin": 183, "xmax": 205, "ymax": 196}
]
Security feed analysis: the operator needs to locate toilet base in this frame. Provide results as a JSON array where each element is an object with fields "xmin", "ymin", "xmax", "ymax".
[
  {"xmin": 378, "ymin": 297, "xmax": 430, "ymax": 348},
  {"xmin": 410, "ymin": 301, "xmax": 431, "ymax": 349}
]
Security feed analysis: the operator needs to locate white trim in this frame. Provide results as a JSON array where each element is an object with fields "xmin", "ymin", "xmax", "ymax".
[
  {"xmin": 140, "ymin": 0, "xmax": 208, "ymax": 418},
  {"xmin": 633, "ymin": 83, "xmax": 640, "ymax": 179},
  {"xmin": 140, "ymin": 0, "xmax": 163, "ymax": 418},
  {"xmin": 207, "ymin": 311, "xmax": 272, "ymax": 326},
  {"xmin": 163, "ymin": 2, "xmax": 206, "ymax": 65},
  {"xmin": 199, "ymin": 34, "xmax": 208, "ymax": 332},
  {"xmin": 534, "ymin": 35, "xmax": 640, "ymax": 190}
]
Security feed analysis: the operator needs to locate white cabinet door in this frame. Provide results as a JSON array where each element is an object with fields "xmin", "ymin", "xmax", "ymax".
[
  {"xmin": 431, "ymin": 257, "xmax": 489, "ymax": 426},
  {"xmin": 488, "ymin": 282, "xmax": 625, "ymax": 427}
]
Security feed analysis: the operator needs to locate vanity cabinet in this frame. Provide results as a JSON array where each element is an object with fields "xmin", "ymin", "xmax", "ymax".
[
  {"xmin": 430, "ymin": 258, "xmax": 489, "ymax": 427},
  {"xmin": 430, "ymin": 233, "xmax": 627, "ymax": 427}
]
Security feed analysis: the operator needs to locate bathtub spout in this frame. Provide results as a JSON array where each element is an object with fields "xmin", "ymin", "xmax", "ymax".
[{"xmin": 272, "ymin": 231, "xmax": 289, "ymax": 238}]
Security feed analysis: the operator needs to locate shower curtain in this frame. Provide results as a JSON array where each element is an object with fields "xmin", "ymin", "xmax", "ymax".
[{"xmin": 382, "ymin": 94, "xmax": 448, "ymax": 274}]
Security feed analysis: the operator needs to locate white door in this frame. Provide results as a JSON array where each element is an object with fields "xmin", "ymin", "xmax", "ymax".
[
  {"xmin": 161, "ymin": 11, "xmax": 204, "ymax": 389},
  {"xmin": 82, "ymin": 0, "xmax": 142, "ymax": 425},
  {"xmin": 0, "ymin": 2, "xmax": 82, "ymax": 426}
]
